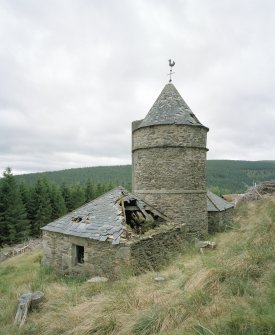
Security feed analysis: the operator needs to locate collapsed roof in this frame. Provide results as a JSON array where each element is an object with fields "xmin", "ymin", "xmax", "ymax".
[
  {"xmin": 41, "ymin": 186, "xmax": 167, "ymax": 245},
  {"xmin": 42, "ymin": 187, "xmax": 233, "ymax": 245}
]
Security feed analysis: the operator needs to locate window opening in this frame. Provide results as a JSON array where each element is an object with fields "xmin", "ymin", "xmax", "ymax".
[{"xmin": 76, "ymin": 245, "xmax": 84, "ymax": 264}]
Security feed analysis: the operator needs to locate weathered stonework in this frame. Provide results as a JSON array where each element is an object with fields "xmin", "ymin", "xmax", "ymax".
[
  {"xmin": 42, "ymin": 224, "xmax": 189, "ymax": 277},
  {"xmin": 208, "ymin": 207, "xmax": 234, "ymax": 234},
  {"xmin": 130, "ymin": 225, "xmax": 188, "ymax": 272},
  {"xmin": 43, "ymin": 230, "xmax": 127, "ymax": 277},
  {"xmin": 132, "ymin": 123, "xmax": 208, "ymax": 237}
]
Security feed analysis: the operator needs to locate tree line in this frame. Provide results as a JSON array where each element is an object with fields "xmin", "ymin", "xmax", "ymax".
[
  {"xmin": 15, "ymin": 161, "xmax": 275, "ymax": 196},
  {"xmin": 0, "ymin": 167, "xmax": 128, "ymax": 246},
  {"xmin": 15, "ymin": 165, "xmax": 132, "ymax": 186}
]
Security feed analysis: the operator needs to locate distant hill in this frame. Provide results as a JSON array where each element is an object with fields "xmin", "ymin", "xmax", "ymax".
[
  {"xmin": 15, "ymin": 165, "xmax": 132, "ymax": 186},
  {"xmin": 207, "ymin": 160, "xmax": 275, "ymax": 194},
  {"xmin": 14, "ymin": 160, "xmax": 275, "ymax": 194}
]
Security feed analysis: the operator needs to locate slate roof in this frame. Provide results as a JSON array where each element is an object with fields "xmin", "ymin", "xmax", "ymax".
[
  {"xmin": 41, "ymin": 186, "xmax": 165, "ymax": 245},
  {"xmin": 137, "ymin": 83, "xmax": 207, "ymax": 129},
  {"xmin": 207, "ymin": 191, "xmax": 234, "ymax": 212},
  {"xmin": 42, "ymin": 186, "xmax": 232, "ymax": 244}
]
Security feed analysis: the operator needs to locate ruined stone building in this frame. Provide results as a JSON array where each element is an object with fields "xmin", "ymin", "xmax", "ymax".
[{"xmin": 42, "ymin": 81, "xmax": 233, "ymax": 276}]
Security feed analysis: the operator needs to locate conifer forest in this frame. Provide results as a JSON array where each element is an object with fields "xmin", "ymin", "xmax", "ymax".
[{"xmin": 0, "ymin": 167, "xmax": 128, "ymax": 246}]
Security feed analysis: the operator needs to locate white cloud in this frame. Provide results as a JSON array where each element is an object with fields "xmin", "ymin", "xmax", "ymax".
[{"xmin": 0, "ymin": 0, "xmax": 275, "ymax": 175}]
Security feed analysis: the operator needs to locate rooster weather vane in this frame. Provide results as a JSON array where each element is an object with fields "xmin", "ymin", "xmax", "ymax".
[{"xmin": 168, "ymin": 59, "xmax": 175, "ymax": 82}]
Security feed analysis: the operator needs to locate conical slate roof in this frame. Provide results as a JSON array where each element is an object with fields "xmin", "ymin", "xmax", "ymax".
[{"xmin": 138, "ymin": 83, "xmax": 206, "ymax": 129}]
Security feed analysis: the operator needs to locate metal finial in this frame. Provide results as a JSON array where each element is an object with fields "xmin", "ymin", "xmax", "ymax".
[{"xmin": 168, "ymin": 59, "xmax": 175, "ymax": 82}]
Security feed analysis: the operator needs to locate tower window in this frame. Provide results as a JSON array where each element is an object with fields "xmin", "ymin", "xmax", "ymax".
[{"xmin": 76, "ymin": 245, "xmax": 84, "ymax": 264}]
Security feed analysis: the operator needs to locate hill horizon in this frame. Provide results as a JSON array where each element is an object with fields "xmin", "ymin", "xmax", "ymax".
[{"xmin": 10, "ymin": 160, "xmax": 275, "ymax": 195}]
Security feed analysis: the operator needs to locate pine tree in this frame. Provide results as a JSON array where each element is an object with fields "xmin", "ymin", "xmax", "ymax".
[
  {"xmin": 85, "ymin": 179, "xmax": 96, "ymax": 202},
  {"xmin": 95, "ymin": 183, "xmax": 105, "ymax": 198},
  {"xmin": 60, "ymin": 182, "xmax": 71, "ymax": 211},
  {"xmin": 19, "ymin": 181, "xmax": 31, "ymax": 209},
  {"xmin": 27, "ymin": 186, "xmax": 37, "ymax": 231},
  {"xmin": 106, "ymin": 181, "xmax": 115, "ymax": 192},
  {"xmin": 70, "ymin": 184, "xmax": 86, "ymax": 210},
  {"xmin": 0, "ymin": 168, "xmax": 30, "ymax": 245},
  {"xmin": 50, "ymin": 184, "xmax": 67, "ymax": 220},
  {"xmin": 31, "ymin": 178, "xmax": 52, "ymax": 236}
]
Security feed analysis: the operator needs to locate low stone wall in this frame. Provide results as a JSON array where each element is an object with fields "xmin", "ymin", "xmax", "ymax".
[
  {"xmin": 42, "ymin": 224, "xmax": 190, "ymax": 278},
  {"xmin": 208, "ymin": 208, "xmax": 234, "ymax": 234},
  {"xmin": 130, "ymin": 225, "xmax": 188, "ymax": 273}
]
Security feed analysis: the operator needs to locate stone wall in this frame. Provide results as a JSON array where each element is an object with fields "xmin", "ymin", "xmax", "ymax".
[
  {"xmin": 42, "ymin": 224, "xmax": 190, "ymax": 277},
  {"xmin": 130, "ymin": 225, "xmax": 189, "ymax": 273},
  {"xmin": 133, "ymin": 147, "xmax": 207, "ymax": 190},
  {"xmin": 208, "ymin": 208, "xmax": 234, "ymax": 234},
  {"xmin": 132, "ymin": 124, "xmax": 208, "ymax": 237},
  {"xmin": 42, "ymin": 231, "xmax": 126, "ymax": 277},
  {"xmin": 132, "ymin": 123, "xmax": 207, "ymax": 149}
]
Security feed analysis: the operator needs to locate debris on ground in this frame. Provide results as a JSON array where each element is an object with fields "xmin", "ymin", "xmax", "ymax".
[
  {"xmin": 87, "ymin": 276, "xmax": 108, "ymax": 283},
  {"xmin": 194, "ymin": 238, "xmax": 216, "ymax": 254},
  {"xmin": 14, "ymin": 291, "xmax": 44, "ymax": 328},
  {"xmin": 154, "ymin": 276, "xmax": 166, "ymax": 282},
  {"xmin": 240, "ymin": 180, "xmax": 275, "ymax": 202}
]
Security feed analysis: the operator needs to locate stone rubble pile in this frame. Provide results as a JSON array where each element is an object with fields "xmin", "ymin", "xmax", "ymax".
[{"xmin": 239, "ymin": 180, "xmax": 275, "ymax": 202}]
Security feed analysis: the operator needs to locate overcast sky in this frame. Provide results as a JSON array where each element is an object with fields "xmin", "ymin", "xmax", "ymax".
[{"xmin": 0, "ymin": 0, "xmax": 275, "ymax": 175}]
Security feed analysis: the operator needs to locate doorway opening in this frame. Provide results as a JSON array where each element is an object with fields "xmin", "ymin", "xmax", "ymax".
[{"xmin": 75, "ymin": 245, "xmax": 84, "ymax": 264}]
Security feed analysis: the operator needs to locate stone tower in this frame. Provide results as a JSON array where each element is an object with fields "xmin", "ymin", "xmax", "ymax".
[{"xmin": 132, "ymin": 83, "xmax": 209, "ymax": 237}]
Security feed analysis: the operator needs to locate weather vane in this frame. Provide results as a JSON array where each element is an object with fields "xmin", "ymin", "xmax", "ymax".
[{"xmin": 168, "ymin": 59, "xmax": 175, "ymax": 82}]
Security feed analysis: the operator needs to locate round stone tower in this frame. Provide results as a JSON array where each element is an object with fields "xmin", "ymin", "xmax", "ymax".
[{"xmin": 132, "ymin": 83, "xmax": 209, "ymax": 237}]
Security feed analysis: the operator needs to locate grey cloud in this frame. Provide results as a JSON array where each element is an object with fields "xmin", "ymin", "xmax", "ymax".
[{"xmin": 0, "ymin": 0, "xmax": 275, "ymax": 174}]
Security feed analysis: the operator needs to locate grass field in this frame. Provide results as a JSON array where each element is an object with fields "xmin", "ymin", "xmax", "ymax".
[{"xmin": 0, "ymin": 197, "xmax": 275, "ymax": 335}]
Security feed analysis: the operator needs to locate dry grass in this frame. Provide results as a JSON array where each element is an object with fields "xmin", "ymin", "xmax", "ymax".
[{"xmin": 0, "ymin": 196, "xmax": 274, "ymax": 334}]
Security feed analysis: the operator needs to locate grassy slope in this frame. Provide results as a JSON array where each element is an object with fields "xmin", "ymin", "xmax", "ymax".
[{"xmin": 0, "ymin": 197, "xmax": 275, "ymax": 335}]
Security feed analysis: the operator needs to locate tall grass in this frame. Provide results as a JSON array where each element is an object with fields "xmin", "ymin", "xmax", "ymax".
[{"xmin": 0, "ymin": 196, "xmax": 274, "ymax": 334}]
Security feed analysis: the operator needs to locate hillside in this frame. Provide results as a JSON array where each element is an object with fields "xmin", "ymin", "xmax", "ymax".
[
  {"xmin": 0, "ymin": 197, "xmax": 274, "ymax": 334},
  {"xmin": 207, "ymin": 160, "xmax": 275, "ymax": 194},
  {"xmin": 15, "ymin": 165, "xmax": 132, "ymax": 186},
  {"xmin": 14, "ymin": 160, "xmax": 275, "ymax": 194}
]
